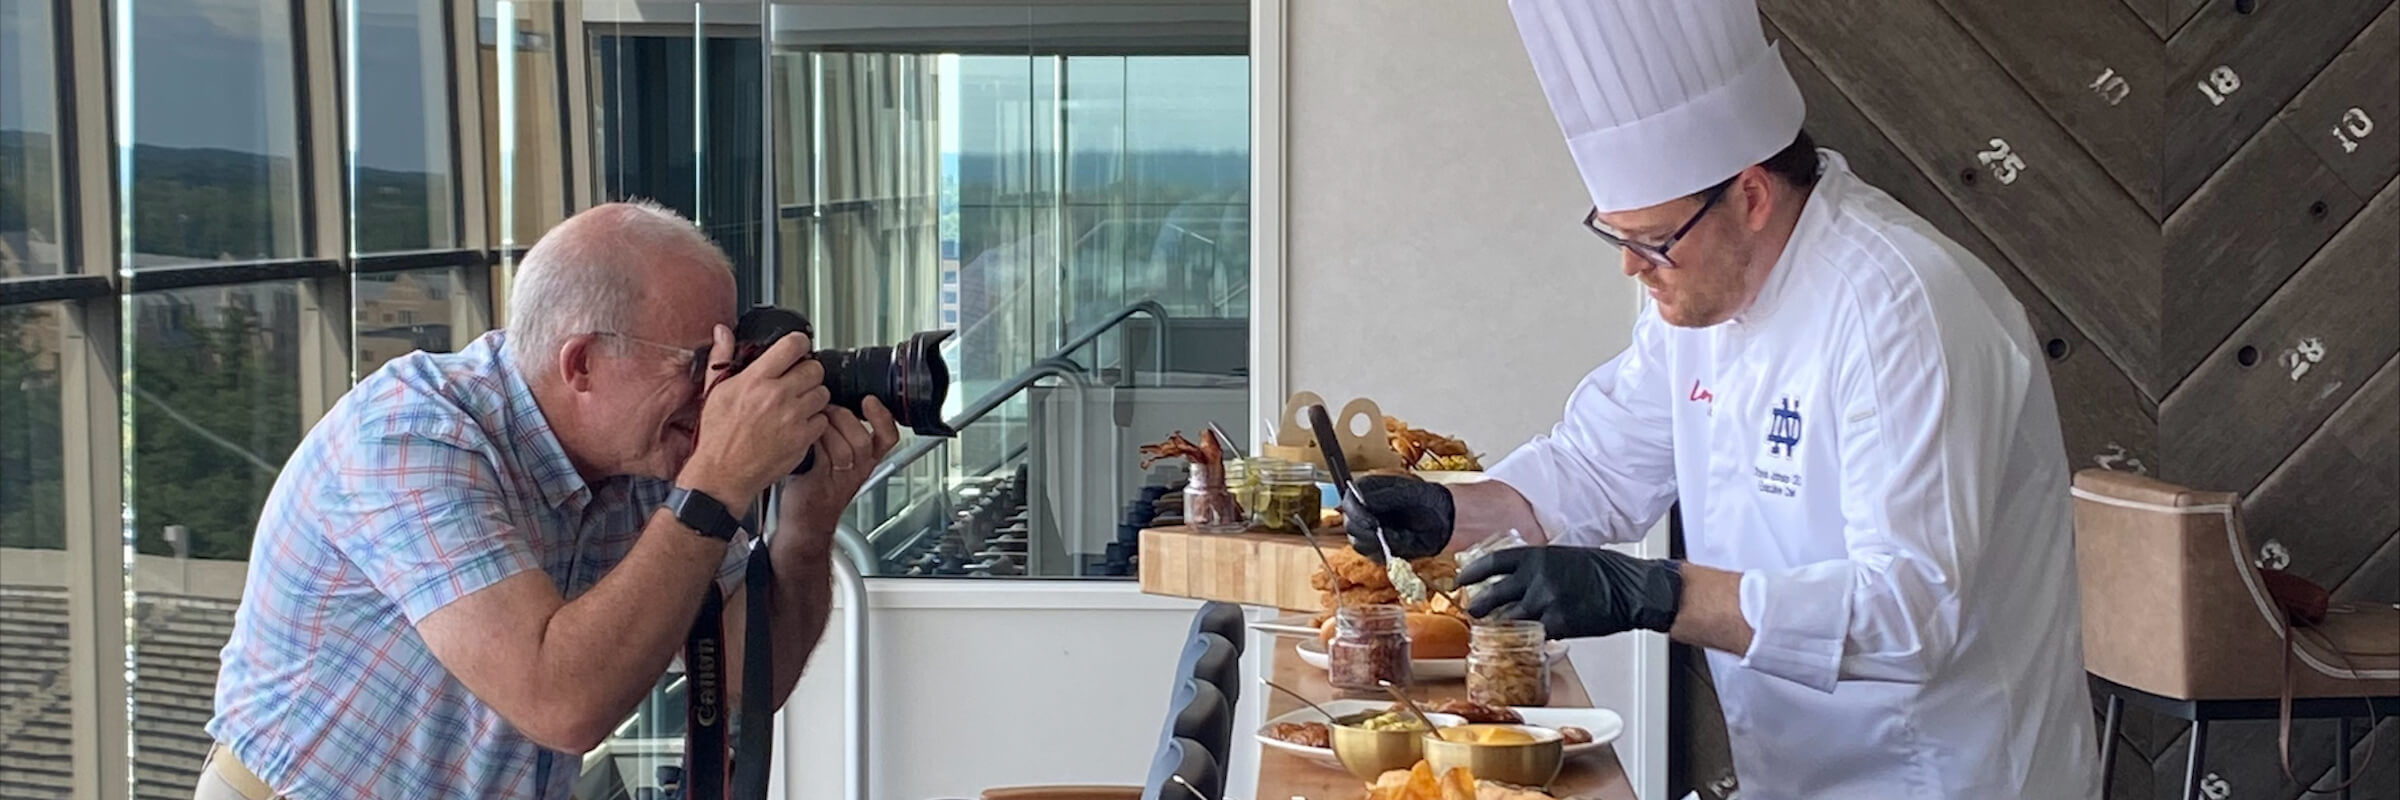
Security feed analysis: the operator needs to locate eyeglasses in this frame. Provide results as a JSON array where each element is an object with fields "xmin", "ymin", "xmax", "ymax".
[
  {"xmin": 593, "ymin": 331, "xmax": 709, "ymax": 387},
  {"xmin": 1583, "ymin": 178, "xmax": 1733, "ymax": 270}
]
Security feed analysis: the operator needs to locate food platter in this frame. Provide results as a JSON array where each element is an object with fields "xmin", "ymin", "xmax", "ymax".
[
  {"xmin": 1292, "ymin": 636, "xmax": 1568, "ymax": 680},
  {"xmin": 1254, "ymin": 699, "xmax": 1468, "ymax": 768},
  {"xmin": 1256, "ymin": 699, "xmax": 1624, "ymax": 766}
]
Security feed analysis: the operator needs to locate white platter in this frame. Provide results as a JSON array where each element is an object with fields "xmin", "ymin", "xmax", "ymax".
[{"xmin": 1254, "ymin": 700, "xmax": 1624, "ymax": 766}]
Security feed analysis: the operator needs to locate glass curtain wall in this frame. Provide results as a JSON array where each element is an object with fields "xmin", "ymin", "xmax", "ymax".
[{"xmin": 764, "ymin": 1, "xmax": 1251, "ymax": 582}]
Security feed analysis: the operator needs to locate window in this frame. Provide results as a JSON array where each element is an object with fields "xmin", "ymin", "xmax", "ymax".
[
  {"xmin": 483, "ymin": 0, "xmax": 569, "ymax": 250},
  {"xmin": 127, "ymin": 282, "xmax": 305, "ymax": 797},
  {"xmin": 125, "ymin": 0, "xmax": 305, "ymax": 265},
  {"xmin": 0, "ymin": 303, "xmax": 64, "ymax": 550},
  {"xmin": 349, "ymin": 0, "xmax": 459, "ymax": 253},
  {"xmin": 767, "ymin": 2, "xmax": 1251, "ymax": 578},
  {"xmin": 0, "ymin": 0, "xmax": 64, "ymax": 277},
  {"xmin": 121, "ymin": 4, "xmax": 312, "ymax": 793},
  {"xmin": 355, "ymin": 268, "xmax": 467, "ymax": 375}
]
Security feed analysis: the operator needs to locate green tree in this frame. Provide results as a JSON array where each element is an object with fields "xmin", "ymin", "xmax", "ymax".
[
  {"xmin": 0, "ymin": 305, "xmax": 67, "ymax": 550},
  {"xmin": 131, "ymin": 300, "xmax": 301, "ymax": 561}
]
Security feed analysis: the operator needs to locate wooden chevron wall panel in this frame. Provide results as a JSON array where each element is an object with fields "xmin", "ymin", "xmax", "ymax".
[{"xmin": 1661, "ymin": 2, "xmax": 2399, "ymax": 798}]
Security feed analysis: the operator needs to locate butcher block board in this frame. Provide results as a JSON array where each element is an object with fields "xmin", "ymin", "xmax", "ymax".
[{"xmin": 1138, "ymin": 526, "xmax": 1332, "ymax": 611}]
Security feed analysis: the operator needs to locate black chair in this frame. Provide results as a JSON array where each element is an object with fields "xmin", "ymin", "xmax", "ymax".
[
  {"xmin": 1160, "ymin": 677, "xmax": 1233, "ymax": 769},
  {"xmin": 1173, "ymin": 632, "xmax": 1241, "ymax": 711},
  {"xmin": 1139, "ymin": 736, "xmax": 1222, "ymax": 800},
  {"xmin": 1187, "ymin": 601, "xmax": 1247, "ymax": 656}
]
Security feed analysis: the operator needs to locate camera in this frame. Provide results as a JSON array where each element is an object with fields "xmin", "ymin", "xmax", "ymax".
[{"xmin": 718, "ymin": 304, "xmax": 959, "ymax": 441}]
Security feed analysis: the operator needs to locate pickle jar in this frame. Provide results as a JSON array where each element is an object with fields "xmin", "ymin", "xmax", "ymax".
[
  {"xmin": 1465, "ymin": 619, "xmax": 1550, "ymax": 707},
  {"xmin": 1183, "ymin": 461, "xmax": 1250, "ymax": 533},
  {"xmin": 1328, "ymin": 603, "xmax": 1413, "ymax": 694},
  {"xmin": 1252, "ymin": 459, "xmax": 1321, "ymax": 533}
]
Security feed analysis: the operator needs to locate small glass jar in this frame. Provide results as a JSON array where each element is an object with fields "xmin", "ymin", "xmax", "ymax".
[
  {"xmin": 1183, "ymin": 461, "xmax": 1249, "ymax": 533},
  {"xmin": 1328, "ymin": 603, "xmax": 1413, "ymax": 694},
  {"xmin": 1466, "ymin": 620, "xmax": 1550, "ymax": 707},
  {"xmin": 1224, "ymin": 457, "xmax": 1261, "ymax": 516},
  {"xmin": 1251, "ymin": 459, "xmax": 1321, "ymax": 533}
]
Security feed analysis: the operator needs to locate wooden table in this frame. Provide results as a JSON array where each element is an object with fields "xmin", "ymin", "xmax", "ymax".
[{"xmin": 1255, "ymin": 638, "xmax": 1639, "ymax": 800}]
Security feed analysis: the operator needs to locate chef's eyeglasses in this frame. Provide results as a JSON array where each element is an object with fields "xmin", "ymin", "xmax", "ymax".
[{"xmin": 1583, "ymin": 177, "xmax": 1733, "ymax": 270}]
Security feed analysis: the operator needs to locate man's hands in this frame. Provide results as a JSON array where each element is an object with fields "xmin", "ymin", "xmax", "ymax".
[
  {"xmin": 773, "ymin": 397, "xmax": 902, "ymax": 560},
  {"xmin": 678, "ymin": 326, "xmax": 831, "ymax": 504},
  {"xmin": 1341, "ymin": 473, "xmax": 1457, "ymax": 561},
  {"xmin": 1459, "ymin": 545, "xmax": 1683, "ymax": 640}
]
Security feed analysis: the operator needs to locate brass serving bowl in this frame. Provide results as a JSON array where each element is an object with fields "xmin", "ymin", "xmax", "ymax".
[
  {"xmin": 1326, "ymin": 710, "xmax": 1467, "ymax": 780},
  {"xmin": 1420, "ymin": 723, "xmax": 1566, "ymax": 786}
]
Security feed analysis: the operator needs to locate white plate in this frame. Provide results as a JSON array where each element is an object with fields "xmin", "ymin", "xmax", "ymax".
[
  {"xmin": 1293, "ymin": 636, "xmax": 1568, "ymax": 680},
  {"xmin": 1254, "ymin": 700, "xmax": 1624, "ymax": 765},
  {"xmin": 1254, "ymin": 699, "xmax": 1467, "ymax": 768}
]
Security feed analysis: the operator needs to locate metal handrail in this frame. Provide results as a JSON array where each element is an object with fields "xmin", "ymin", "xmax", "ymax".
[
  {"xmin": 831, "ymin": 299, "xmax": 1169, "ymax": 569},
  {"xmin": 835, "ymin": 357, "xmax": 1087, "ymax": 571}
]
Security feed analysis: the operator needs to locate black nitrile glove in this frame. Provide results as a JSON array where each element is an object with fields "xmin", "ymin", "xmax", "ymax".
[
  {"xmin": 1458, "ymin": 545, "xmax": 1683, "ymax": 639},
  {"xmin": 1339, "ymin": 473, "xmax": 1455, "ymax": 561}
]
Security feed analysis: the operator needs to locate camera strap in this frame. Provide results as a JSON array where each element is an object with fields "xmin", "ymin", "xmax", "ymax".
[{"xmin": 682, "ymin": 539, "xmax": 776, "ymax": 800}]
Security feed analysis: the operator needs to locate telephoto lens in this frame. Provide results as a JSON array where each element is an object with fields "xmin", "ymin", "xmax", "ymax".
[{"xmin": 727, "ymin": 305, "xmax": 958, "ymax": 438}]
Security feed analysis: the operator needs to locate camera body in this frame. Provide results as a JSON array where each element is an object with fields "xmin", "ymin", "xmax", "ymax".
[{"xmin": 722, "ymin": 304, "xmax": 959, "ymax": 441}]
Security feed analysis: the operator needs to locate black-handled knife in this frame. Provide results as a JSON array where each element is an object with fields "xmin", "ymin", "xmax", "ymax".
[{"xmin": 1306, "ymin": 403, "xmax": 1355, "ymax": 500}]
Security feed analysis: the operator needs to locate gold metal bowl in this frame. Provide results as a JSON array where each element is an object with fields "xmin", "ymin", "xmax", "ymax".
[
  {"xmin": 1420, "ymin": 723, "xmax": 1565, "ymax": 786},
  {"xmin": 1326, "ymin": 711, "xmax": 1466, "ymax": 780}
]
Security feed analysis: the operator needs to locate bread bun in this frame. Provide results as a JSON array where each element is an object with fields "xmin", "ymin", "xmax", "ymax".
[
  {"xmin": 1407, "ymin": 612, "xmax": 1470, "ymax": 659},
  {"xmin": 1316, "ymin": 611, "xmax": 1471, "ymax": 659}
]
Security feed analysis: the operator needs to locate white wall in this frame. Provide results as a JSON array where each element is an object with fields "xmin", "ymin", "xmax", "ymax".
[
  {"xmin": 1257, "ymin": 2, "xmax": 1667, "ymax": 797},
  {"xmin": 772, "ymin": 581, "xmax": 1262, "ymax": 800}
]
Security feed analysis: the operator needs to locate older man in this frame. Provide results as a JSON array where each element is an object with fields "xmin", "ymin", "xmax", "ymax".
[{"xmin": 197, "ymin": 201, "xmax": 897, "ymax": 798}]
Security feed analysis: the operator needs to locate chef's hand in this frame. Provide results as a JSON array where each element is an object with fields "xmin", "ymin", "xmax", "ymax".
[
  {"xmin": 1458, "ymin": 545, "xmax": 1683, "ymax": 639},
  {"xmin": 1340, "ymin": 473, "xmax": 1455, "ymax": 561}
]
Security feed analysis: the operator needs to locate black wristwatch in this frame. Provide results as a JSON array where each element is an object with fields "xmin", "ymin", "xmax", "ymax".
[{"xmin": 664, "ymin": 486, "xmax": 741, "ymax": 541}]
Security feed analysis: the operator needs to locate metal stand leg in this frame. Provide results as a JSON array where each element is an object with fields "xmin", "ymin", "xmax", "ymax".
[
  {"xmin": 2338, "ymin": 716, "xmax": 2352, "ymax": 800},
  {"xmin": 2100, "ymin": 694, "xmax": 2123, "ymax": 797},
  {"xmin": 2184, "ymin": 720, "xmax": 2207, "ymax": 800}
]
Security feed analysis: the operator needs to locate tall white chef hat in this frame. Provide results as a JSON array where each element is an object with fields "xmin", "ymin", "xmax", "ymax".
[{"xmin": 1508, "ymin": 0, "xmax": 1806, "ymax": 214}]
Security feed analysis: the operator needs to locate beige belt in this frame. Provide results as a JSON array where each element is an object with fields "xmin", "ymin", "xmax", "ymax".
[{"xmin": 198, "ymin": 743, "xmax": 281, "ymax": 800}]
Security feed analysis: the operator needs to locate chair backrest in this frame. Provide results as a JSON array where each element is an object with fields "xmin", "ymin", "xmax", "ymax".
[
  {"xmin": 1139, "ymin": 736, "xmax": 1221, "ymax": 800},
  {"xmin": 1172, "ymin": 632, "xmax": 1240, "ymax": 708},
  {"xmin": 1187, "ymin": 601, "xmax": 1246, "ymax": 657},
  {"xmin": 1160, "ymin": 677, "xmax": 1231, "ymax": 769},
  {"xmin": 2070, "ymin": 468, "xmax": 2400, "ymax": 700}
]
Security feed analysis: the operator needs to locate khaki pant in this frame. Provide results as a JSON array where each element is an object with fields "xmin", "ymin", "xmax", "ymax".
[{"xmin": 191, "ymin": 743, "xmax": 281, "ymax": 800}]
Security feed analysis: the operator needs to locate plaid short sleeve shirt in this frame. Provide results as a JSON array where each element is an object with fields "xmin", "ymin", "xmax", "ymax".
[{"xmin": 208, "ymin": 330, "xmax": 743, "ymax": 799}]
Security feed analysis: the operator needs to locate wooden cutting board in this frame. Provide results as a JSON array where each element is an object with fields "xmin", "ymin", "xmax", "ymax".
[{"xmin": 1138, "ymin": 525, "xmax": 1335, "ymax": 611}]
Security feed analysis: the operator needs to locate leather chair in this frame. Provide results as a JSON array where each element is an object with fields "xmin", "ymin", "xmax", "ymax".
[{"xmin": 2071, "ymin": 469, "xmax": 2397, "ymax": 799}]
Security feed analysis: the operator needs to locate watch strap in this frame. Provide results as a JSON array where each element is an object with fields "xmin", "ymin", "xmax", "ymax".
[{"xmin": 665, "ymin": 486, "xmax": 741, "ymax": 541}]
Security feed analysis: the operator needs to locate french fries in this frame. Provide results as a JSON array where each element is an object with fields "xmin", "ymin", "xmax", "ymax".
[{"xmin": 1386, "ymin": 417, "xmax": 1483, "ymax": 471}]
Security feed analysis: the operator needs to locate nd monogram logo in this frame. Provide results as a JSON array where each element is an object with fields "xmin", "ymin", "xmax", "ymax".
[{"xmin": 1767, "ymin": 397, "xmax": 1803, "ymax": 458}]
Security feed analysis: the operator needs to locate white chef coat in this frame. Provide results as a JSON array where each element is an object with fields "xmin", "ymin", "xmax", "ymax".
[{"xmin": 1487, "ymin": 150, "xmax": 2102, "ymax": 800}]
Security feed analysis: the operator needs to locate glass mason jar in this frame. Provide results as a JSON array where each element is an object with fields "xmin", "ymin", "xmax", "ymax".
[
  {"xmin": 1328, "ymin": 603, "xmax": 1413, "ymax": 694},
  {"xmin": 1466, "ymin": 620, "xmax": 1550, "ymax": 707},
  {"xmin": 1251, "ymin": 459, "xmax": 1321, "ymax": 533},
  {"xmin": 1183, "ymin": 461, "xmax": 1250, "ymax": 533}
]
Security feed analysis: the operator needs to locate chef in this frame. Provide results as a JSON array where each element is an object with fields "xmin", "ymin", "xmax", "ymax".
[{"xmin": 1338, "ymin": 1, "xmax": 2104, "ymax": 797}]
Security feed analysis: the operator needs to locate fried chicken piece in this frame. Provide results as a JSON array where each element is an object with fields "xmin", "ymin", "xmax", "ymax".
[
  {"xmin": 1426, "ymin": 698, "xmax": 1521, "ymax": 724},
  {"xmin": 1263, "ymin": 721, "xmax": 1330, "ymax": 748},
  {"xmin": 1319, "ymin": 586, "xmax": 1405, "ymax": 610},
  {"xmin": 1310, "ymin": 547, "xmax": 1460, "ymax": 592}
]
